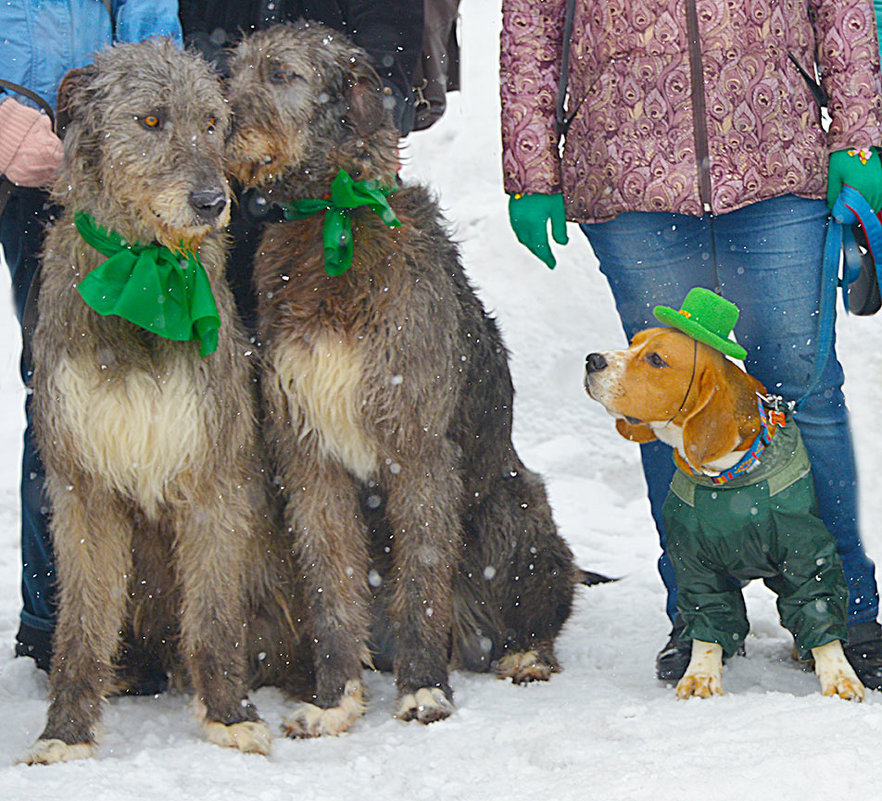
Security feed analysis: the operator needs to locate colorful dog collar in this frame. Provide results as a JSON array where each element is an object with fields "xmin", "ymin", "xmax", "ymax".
[{"xmin": 706, "ymin": 396, "xmax": 785, "ymax": 485}]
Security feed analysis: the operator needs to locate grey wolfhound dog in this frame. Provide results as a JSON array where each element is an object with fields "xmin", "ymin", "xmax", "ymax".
[
  {"xmin": 226, "ymin": 23, "xmax": 585, "ymax": 737},
  {"xmin": 21, "ymin": 41, "xmax": 307, "ymax": 764}
]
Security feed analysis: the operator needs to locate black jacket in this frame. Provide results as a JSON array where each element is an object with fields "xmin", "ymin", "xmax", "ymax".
[{"xmin": 178, "ymin": 0, "xmax": 424, "ymax": 134}]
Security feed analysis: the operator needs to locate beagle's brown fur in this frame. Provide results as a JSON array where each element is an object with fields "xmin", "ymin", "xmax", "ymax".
[{"xmin": 586, "ymin": 327, "xmax": 765, "ymax": 477}]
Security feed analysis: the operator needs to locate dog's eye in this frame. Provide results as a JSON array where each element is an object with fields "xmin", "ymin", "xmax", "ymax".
[
  {"xmin": 646, "ymin": 352, "xmax": 668, "ymax": 368},
  {"xmin": 269, "ymin": 67, "xmax": 299, "ymax": 85},
  {"xmin": 139, "ymin": 114, "xmax": 162, "ymax": 130},
  {"xmin": 206, "ymin": 114, "xmax": 217, "ymax": 133}
]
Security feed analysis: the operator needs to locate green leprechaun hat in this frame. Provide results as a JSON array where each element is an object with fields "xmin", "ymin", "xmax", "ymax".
[{"xmin": 653, "ymin": 287, "xmax": 747, "ymax": 360}]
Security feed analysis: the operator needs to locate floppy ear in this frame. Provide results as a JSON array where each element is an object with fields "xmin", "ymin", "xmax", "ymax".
[
  {"xmin": 55, "ymin": 64, "xmax": 98, "ymax": 138},
  {"xmin": 52, "ymin": 64, "xmax": 103, "ymax": 197},
  {"xmin": 615, "ymin": 419, "xmax": 658, "ymax": 443},
  {"xmin": 680, "ymin": 365, "xmax": 740, "ymax": 471},
  {"xmin": 343, "ymin": 57, "xmax": 388, "ymax": 136}
]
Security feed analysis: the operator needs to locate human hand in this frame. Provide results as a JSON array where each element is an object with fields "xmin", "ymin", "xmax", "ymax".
[
  {"xmin": 826, "ymin": 148, "xmax": 882, "ymax": 211},
  {"xmin": 0, "ymin": 97, "xmax": 63, "ymax": 187},
  {"xmin": 507, "ymin": 192, "xmax": 568, "ymax": 269}
]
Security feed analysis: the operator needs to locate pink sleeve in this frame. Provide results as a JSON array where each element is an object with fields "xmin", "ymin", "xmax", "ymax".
[
  {"xmin": 499, "ymin": 0, "xmax": 567, "ymax": 196},
  {"xmin": 0, "ymin": 97, "xmax": 63, "ymax": 187}
]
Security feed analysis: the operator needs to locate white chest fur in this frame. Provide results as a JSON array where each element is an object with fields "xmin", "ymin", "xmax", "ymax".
[
  {"xmin": 50, "ymin": 357, "xmax": 207, "ymax": 514},
  {"xmin": 271, "ymin": 334, "xmax": 378, "ymax": 482},
  {"xmin": 649, "ymin": 420, "xmax": 745, "ymax": 474}
]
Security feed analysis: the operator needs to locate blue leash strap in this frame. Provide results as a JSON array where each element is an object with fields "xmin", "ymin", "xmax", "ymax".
[
  {"xmin": 798, "ymin": 186, "xmax": 882, "ymax": 409},
  {"xmin": 833, "ymin": 185, "xmax": 882, "ymax": 307}
]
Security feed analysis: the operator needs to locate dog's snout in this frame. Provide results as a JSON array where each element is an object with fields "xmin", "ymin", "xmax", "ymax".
[
  {"xmin": 585, "ymin": 353, "xmax": 608, "ymax": 374},
  {"xmin": 189, "ymin": 188, "xmax": 228, "ymax": 222}
]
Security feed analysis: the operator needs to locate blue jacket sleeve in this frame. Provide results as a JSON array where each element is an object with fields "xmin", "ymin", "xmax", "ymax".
[{"xmin": 112, "ymin": 0, "xmax": 183, "ymax": 46}]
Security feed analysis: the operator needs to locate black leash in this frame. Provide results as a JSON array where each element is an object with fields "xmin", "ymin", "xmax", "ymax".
[{"xmin": 0, "ymin": 79, "xmax": 55, "ymax": 124}]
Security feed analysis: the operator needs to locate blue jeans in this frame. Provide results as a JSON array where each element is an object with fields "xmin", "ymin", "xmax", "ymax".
[
  {"xmin": 581, "ymin": 194, "xmax": 879, "ymax": 628},
  {"xmin": 0, "ymin": 186, "xmax": 56, "ymax": 636}
]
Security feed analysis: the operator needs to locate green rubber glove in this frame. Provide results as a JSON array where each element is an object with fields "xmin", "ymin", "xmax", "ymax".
[
  {"xmin": 507, "ymin": 192, "xmax": 568, "ymax": 268},
  {"xmin": 826, "ymin": 147, "xmax": 882, "ymax": 211}
]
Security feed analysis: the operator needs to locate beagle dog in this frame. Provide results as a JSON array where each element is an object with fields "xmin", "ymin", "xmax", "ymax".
[{"xmin": 585, "ymin": 326, "xmax": 864, "ymax": 702}]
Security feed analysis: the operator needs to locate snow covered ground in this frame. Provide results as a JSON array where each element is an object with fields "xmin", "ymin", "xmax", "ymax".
[{"xmin": 3, "ymin": 2, "xmax": 882, "ymax": 798}]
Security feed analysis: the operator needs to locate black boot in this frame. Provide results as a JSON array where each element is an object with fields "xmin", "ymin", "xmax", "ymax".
[
  {"xmin": 655, "ymin": 621, "xmax": 745, "ymax": 681},
  {"xmin": 656, "ymin": 621, "xmax": 691, "ymax": 682},
  {"xmin": 844, "ymin": 620, "xmax": 882, "ymax": 690},
  {"xmin": 14, "ymin": 621, "xmax": 52, "ymax": 673}
]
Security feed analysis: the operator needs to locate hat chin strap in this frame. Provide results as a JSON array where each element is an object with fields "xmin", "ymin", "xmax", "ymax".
[{"xmin": 664, "ymin": 338, "xmax": 698, "ymax": 426}]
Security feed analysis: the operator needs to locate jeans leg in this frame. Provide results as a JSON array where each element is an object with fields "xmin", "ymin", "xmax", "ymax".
[
  {"xmin": 0, "ymin": 187, "xmax": 56, "ymax": 636},
  {"xmin": 581, "ymin": 213, "xmax": 719, "ymax": 622},
  {"xmin": 711, "ymin": 195, "xmax": 878, "ymax": 624}
]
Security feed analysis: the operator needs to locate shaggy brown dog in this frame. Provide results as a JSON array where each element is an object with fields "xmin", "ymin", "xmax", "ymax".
[
  {"xmin": 226, "ymin": 22, "xmax": 580, "ymax": 737},
  {"xmin": 21, "ymin": 41, "xmax": 303, "ymax": 764}
]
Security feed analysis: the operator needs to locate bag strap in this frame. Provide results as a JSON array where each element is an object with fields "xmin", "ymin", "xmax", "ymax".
[
  {"xmin": 797, "ymin": 186, "xmax": 882, "ymax": 409},
  {"xmin": 555, "ymin": 0, "xmax": 578, "ymax": 137},
  {"xmin": 787, "ymin": 53, "xmax": 828, "ymax": 108},
  {"xmin": 0, "ymin": 79, "xmax": 55, "ymax": 127}
]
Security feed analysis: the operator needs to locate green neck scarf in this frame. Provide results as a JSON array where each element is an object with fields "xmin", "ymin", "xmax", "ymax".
[
  {"xmin": 74, "ymin": 211, "xmax": 221, "ymax": 357},
  {"xmin": 280, "ymin": 168, "xmax": 401, "ymax": 276}
]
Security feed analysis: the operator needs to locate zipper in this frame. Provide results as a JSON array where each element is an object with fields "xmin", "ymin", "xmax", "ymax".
[{"xmin": 685, "ymin": 0, "xmax": 712, "ymax": 213}]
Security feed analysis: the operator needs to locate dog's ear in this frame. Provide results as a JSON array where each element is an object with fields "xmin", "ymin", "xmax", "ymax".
[
  {"xmin": 615, "ymin": 419, "xmax": 657, "ymax": 444},
  {"xmin": 680, "ymin": 365, "xmax": 740, "ymax": 471},
  {"xmin": 55, "ymin": 65, "xmax": 98, "ymax": 138},
  {"xmin": 343, "ymin": 57, "xmax": 388, "ymax": 136}
]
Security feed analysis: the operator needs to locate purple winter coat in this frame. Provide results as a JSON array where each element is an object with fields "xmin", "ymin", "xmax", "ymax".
[{"xmin": 500, "ymin": 0, "xmax": 882, "ymax": 222}]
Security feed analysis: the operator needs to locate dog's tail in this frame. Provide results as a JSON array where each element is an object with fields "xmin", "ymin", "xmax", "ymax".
[{"xmin": 579, "ymin": 568, "xmax": 617, "ymax": 586}]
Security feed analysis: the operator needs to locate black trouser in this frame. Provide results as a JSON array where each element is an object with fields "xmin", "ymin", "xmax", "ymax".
[{"xmin": 0, "ymin": 185, "xmax": 56, "ymax": 638}]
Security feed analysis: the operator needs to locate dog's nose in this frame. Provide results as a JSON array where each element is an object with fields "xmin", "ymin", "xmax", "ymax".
[
  {"xmin": 585, "ymin": 353, "xmax": 608, "ymax": 374},
  {"xmin": 189, "ymin": 188, "xmax": 228, "ymax": 222}
]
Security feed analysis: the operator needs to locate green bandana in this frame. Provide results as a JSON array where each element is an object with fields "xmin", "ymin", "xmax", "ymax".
[
  {"xmin": 74, "ymin": 211, "xmax": 221, "ymax": 357},
  {"xmin": 280, "ymin": 168, "xmax": 401, "ymax": 276}
]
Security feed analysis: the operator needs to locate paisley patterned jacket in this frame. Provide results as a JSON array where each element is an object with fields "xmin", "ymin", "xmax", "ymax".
[{"xmin": 500, "ymin": 0, "xmax": 882, "ymax": 222}]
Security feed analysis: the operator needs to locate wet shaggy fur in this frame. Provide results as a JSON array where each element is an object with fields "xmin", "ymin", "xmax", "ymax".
[
  {"xmin": 226, "ymin": 23, "xmax": 579, "ymax": 736},
  {"xmin": 22, "ymin": 41, "xmax": 306, "ymax": 764}
]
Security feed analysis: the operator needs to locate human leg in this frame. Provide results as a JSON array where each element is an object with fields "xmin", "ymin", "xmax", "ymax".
[
  {"xmin": 582, "ymin": 213, "xmax": 721, "ymax": 679},
  {"xmin": 712, "ymin": 195, "xmax": 878, "ymax": 626},
  {"xmin": 581, "ymin": 213, "xmax": 717, "ymax": 617},
  {"xmin": 0, "ymin": 186, "xmax": 55, "ymax": 669},
  {"xmin": 710, "ymin": 195, "xmax": 882, "ymax": 686}
]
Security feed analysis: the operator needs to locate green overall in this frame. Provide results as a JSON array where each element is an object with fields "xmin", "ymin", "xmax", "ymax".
[{"xmin": 663, "ymin": 415, "xmax": 849, "ymax": 658}]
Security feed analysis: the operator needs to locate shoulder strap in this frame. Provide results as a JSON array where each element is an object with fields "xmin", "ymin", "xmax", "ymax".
[
  {"xmin": 555, "ymin": 0, "xmax": 577, "ymax": 137},
  {"xmin": 0, "ymin": 79, "xmax": 55, "ymax": 126}
]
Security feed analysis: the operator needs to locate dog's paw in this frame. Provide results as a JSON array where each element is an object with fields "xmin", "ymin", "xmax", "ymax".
[
  {"xmin": 17, "ymin": 738, "xmax": 95, "ymax": 765},
  {"xmin": 676, "ymin": 673, "xmax": 723, "ymax": 699},
  {"xmin": 821, "ymin": 674, "xmax": 866, "ymax": 702},
  {"xmin": 203, "ymin": 719, "xmax": 273, "ymax": 755},
  {"xmin": 495, "ymin": 650, "xmax": 557, "ymax": 684},
  {"xmin": 813, "ymin": 641, "xmax": 865, "ymax": 702},
  {"xmin": 282, "ymin": 679, "xmax": 365, "ymax": 738},
  {"xmin": 395, "ymin": 687, "xmax": 455, "ymax": 724},
  {"xmin": 676, "ymin": 640, "xmax": 723, "ymax": 699}
]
